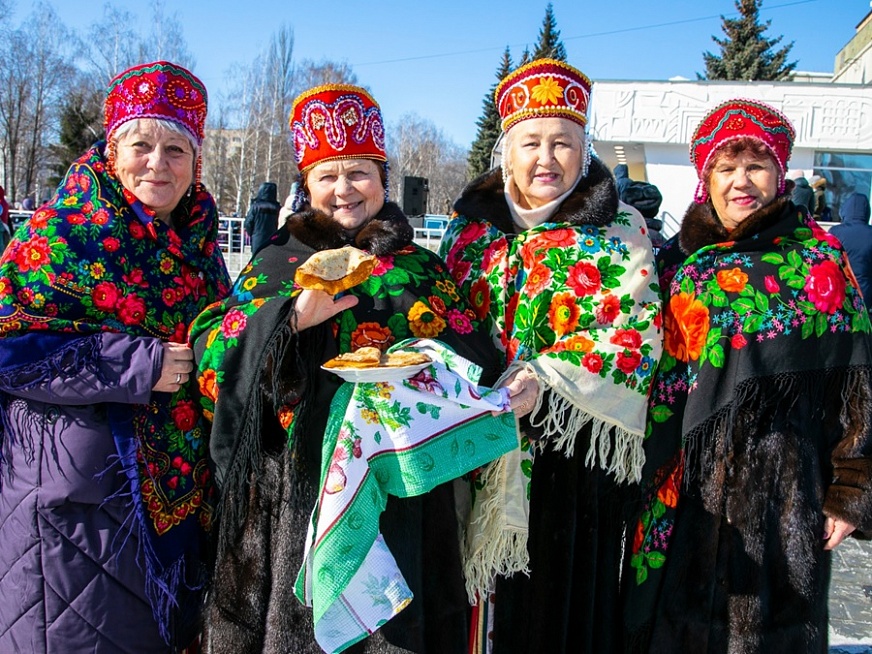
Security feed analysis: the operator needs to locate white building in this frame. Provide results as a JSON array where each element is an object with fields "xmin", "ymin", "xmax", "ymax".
[{"xmin": 589, "ymin": 78, "xmax": 872, "ymax": 236}]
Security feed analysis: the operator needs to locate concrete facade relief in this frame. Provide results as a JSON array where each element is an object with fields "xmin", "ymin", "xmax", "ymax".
[{"xmin": 590, "ymin": 81, "xmax": 872, "ymax": 151}]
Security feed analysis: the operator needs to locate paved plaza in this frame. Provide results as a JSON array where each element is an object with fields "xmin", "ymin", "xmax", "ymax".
[{"xmin": 830, "ymin": 536, "xmax": 872, "ymax": 653}]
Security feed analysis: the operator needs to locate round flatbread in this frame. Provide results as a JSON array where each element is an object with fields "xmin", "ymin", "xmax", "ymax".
[
  {"xmin": 294, "ymin": 246, "xmax": 378, "ymax": 295},
  {"xmin": 322, "ymin": 346, "xmax": 382, "ymax": 369}
]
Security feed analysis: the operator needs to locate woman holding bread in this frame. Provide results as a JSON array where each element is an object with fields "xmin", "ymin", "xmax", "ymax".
[{"xmin": 191, "ymin": 85, "xmax": 509, "ymax": 653}]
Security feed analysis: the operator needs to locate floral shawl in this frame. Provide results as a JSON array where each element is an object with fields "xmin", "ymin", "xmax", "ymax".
[
  {"xmin": 440, "ymin": 161, "xmax": 662, "ymax": 599},
  {"xmin": 626, "ymin": 195, "xmax": 872, "ymax": 633},
  {"xmin": 0, "ymin": 143, "xmax": 231, "ymax": 641}
]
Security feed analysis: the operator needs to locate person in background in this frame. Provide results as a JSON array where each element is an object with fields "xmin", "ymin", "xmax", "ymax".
[
  {"xmin": 0, "ymin": 61, "xmax": 230, "ymax": 652},
  {"xmin": 441, "ymin": 58, "xmax": 662, "ymax": 654},
  {"xmin": 244, "ymin": 181, "xmax": 281, "ymax": 253},
  {"xmin": 810, "ymin": 174, "xmax": 830, "ymax": 222},
  {"xmin": 277, "ymin": 181, "xmax": 297, "ymax": 224},
  {"xmin": 622, "ymin": 179, "xmax": 665, "ymax": 252},
  {"xmin": 193, "ymin": 83, "xmax": 511, "ymax": 653},
  {"xmin": 613, "ymin": 162, "xmax": 632, "ymax": 198},
  {"xmin": 831, "ymin": 192, "xmax": 872, "ymax": 307},
  {"xmin": 0, "ymin": 185, "xmax": 8, "ymax": 228},
  {"xmin": 627, "ymin": 99, "xmax": 872, "ymax": 653},
  {"xmin": 790, "ymin": 173, "xmax": 814, "ymax": 217},
  {"xmin": 20, "ymin": 196, "xmax": 34, "ymax": 211}
]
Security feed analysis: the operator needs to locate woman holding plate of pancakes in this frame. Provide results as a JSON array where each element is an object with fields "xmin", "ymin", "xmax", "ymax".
[{"xmin": 191, "ymin": 84, "xmax": 524, "ymax": 653}]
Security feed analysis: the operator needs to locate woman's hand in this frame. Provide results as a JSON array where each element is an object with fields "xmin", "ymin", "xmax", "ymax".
[
  {"xmin": 501, "ymin": 368, "xmax": 540, "ymax": 419},
  {"xmin": 153, "ymin": 342, "xmax": 195, "ymax": 393},
  {"xmin": 823, "ymin": 515, "xmax": 856, "ymax": 551},
  {"xmin": 291, "ymin": 289, "xmax": 359, "ymax": 332}
]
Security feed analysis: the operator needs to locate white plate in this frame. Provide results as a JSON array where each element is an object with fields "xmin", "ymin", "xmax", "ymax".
[{"xmin": 321, "ymin": 361, "xmax": 432, "ymax": 383}]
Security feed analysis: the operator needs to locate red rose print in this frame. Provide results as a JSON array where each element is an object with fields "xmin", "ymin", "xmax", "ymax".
[
  {"xmin": 566, "ymin": 261, "xmax": 602, "ymax": 297},
  {"xmin": 118, "ymin": 294, "xmax": 146, "ymax": 325},
  {"xmin": 171, "ymin": 400, "xmax": 198, "ymax": 432},
  {"xmin": 582, "ymin": 352, "xmax": 604, "ymax": 373},
  {"xmin": 129, "ymin": 221, "xmax": 146, "ymax": 239},
  {"xmin": 616, "ymin": 350, "xmax": 642, "ymax": 374},
  {"xmin": 595, "ymin": 294, "xmax": 621, "ymax": 324},
  {"xmin": 730, "ymin": 333, "xmax": 747, "ymax": 349},
  {"xmin": 610, "ymin": 328, "xmax": 642, "ymax": 350},
  {"xmin": 92, "ymin": 281, "xmax": 120, "ymax": 312},
  {"xmin": 804, "ymin": 260, "xmax": 846, "ymax": 315},
  {"xmin": 764, "ymin": 275, "xmax": 780, "ymax": 294}
]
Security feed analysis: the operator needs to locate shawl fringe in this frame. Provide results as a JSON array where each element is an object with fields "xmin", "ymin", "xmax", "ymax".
[
  {"xmin": 100, "ymin": 430, "xmax": 204, "ymax": 647},
  {"xmin": 214, "ymin": 302, "xmax": 296, "ymax": 555},
  {"xmin": 529, "ymin": 389, "xmax": 645, "ymax": 484},
  {"xmin": 0, "ymin": 334, "xmax": 106, "ymax": 489},
  {"xmin": 462, "ymin": 452, "xmax": 530, "ymax": 603},
  {"xmin": 682, "ymin": 365, "xmax": 872, "ymax": 487},
  {"xmin": 453, "ymin": 157, "xmax": 619, "ymax": 233}
]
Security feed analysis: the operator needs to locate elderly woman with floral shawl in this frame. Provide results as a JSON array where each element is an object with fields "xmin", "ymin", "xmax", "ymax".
[
  {"xmin": 191, "ymin": 84, "xmax": 517, "ymax": 654},
  {"xmin": 440, "ymin": 58, "xmax": 662, "ymax": 654},
  {"xmin": 626, "ymin": 99, "xmax": 872, "ymax": 653},
  {"xmin": 0, "ymin": 61, "xmax": 230, "ymax": 652}
]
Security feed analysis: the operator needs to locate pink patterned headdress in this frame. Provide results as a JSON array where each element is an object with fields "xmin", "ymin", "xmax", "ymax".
[{"xmin": 104, "ymin": 61, "xmax": 208, "ymax": 147}]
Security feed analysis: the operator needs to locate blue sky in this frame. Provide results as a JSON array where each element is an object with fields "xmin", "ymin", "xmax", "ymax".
[{"xmin": 36, "ymin": 0, "xmax": 872, "ymax": 148}]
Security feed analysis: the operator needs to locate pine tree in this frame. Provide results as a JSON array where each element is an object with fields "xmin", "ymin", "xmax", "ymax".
[
  {"xmin": 702, "ymin": 0, "xmax": 796, "ymax": 80},
  {"xmin": 468, "ymin": 47, "xmax": 513, "ymax": 180},
  {"xmin": 518, "ymin": 47, "xmax": 533, "ymax": 67},
  {"xmin": 533, "ymin": 3, "xmax": 567, "ymax": 61},
  {"xmin": 47, "ymin": 87, "xmax": 105, "ymax": 187}
]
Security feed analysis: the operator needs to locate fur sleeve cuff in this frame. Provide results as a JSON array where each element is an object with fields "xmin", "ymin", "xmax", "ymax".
[{"xmin": 824, "ymin": 457, "xmax": 872, "ymax": 532}]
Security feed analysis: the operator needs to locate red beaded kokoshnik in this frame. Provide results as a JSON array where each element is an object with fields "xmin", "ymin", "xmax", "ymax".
[{"xmin": 689, "ymin": 98, "xmax": 796, "ymax": 204}]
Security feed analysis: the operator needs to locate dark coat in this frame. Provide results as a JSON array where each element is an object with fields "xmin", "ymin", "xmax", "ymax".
[
  {"xmin": 831, "ymin": 192, "xmax": 872, "ymax": 306},
  {"xmin": 244, "ymin": 182, "xmax": 281, "ymax": 253},
  {"xmin": 0, "ymin": 333, "xmax": 179, "ymax": 653},
  {"xmin": 791, "ymin": 177, "xmax": 815, "ymax": 216}
]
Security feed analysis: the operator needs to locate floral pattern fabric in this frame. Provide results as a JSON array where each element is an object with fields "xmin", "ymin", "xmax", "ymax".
[
  {"xmin": 192, "ymin": 240, "xmax": 494, "ymax": 434},
  {"xmin": 0, "ymin": 143, "xmax": 231, "ymax": 638},
  {"xmin": 294, "ymin": 339, "xmax": 518, "ymax": 654},
  {"xmin": 441, "ymin": 210, "xmax": 662, "ymax": 469},
  {"xmin": 189, "ymin": 218, "xmax": 502, "ymax": 650}
]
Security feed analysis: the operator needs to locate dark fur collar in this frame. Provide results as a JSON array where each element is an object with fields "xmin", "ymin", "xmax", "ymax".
[
  {"xmin": 453, "ymin": 156, "xmax": 618, "ymax": 233},
  {"xmin": 679, "ymin": 194, "xmax": 793, "ymax": 255},
  {"xmin": 285, "ymin": 201, "xmax": 413, "ymax": 256}
]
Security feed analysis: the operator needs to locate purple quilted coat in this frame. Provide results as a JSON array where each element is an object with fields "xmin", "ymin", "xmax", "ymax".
[{"xmin": 0, "ymin": 333, "xmax": 176, "ymax": 653}]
